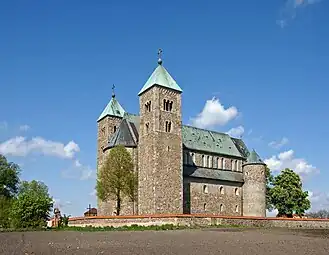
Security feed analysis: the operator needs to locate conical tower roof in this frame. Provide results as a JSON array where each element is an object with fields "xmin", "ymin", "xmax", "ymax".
[
  {"xmin": 138, "ymin": 50, "xmax": 183, "ymax": 96},
  {"xmin": 245, "ymin": 149, "xmax": 265, "ymax": 165},
  {"xmin": 97, "ymin": 94, "xmax": 125, "ymax": 122}
]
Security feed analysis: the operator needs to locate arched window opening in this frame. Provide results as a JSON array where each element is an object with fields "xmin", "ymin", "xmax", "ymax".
[{"xmin": 203, "ymin": 185, "xmax": 208, "ymax": 194}]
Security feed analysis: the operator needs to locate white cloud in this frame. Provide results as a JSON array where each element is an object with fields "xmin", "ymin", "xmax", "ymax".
[
  {"xmin": 0, "ymin": 121, "xmax": 8, "ymax": 130},
  {"xmin": 307, "ymin": 191, "xmax": 329, "ymax": 212},
  {"xmin": 53, "ymin": 198, "xmax": 72, "ymax": 210},
  {"xmin": 19, "ymin": 125, "xmax": 30, "ymax": 131},
  {"xmin": 0, "ymin": 136, "xmax": 80, "ymax": 159},
  {"xmin": 266, "ymin": 209, "xmax": 278, "ymax": 217},
  {"xmin": 89, "ymin": 189, "xmax": 97, "ymax": 197},
  {"xmin": 264, "ymin": 149, "xmax": 317, "ymax": 175},
  {"xmin": 227, "ymin": 126, "xmax": 245, "ymax": 138},
  {"xmin": 268, "ymin": 137, "xmax": 289, "ymax": 149},
  {"xmin": 191, "ymin": 97, "xmax": 239, "ymax": 129},
  {"xmin": 62, "ymin": 160, "xmax": 95, "ymax": 181},
  {"xmin": 277, "ymin": 0, "xmax": 323, "ymax": 27}
]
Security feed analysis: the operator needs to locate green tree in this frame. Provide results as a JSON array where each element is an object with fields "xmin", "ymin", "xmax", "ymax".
[
  {"xmin": 265, "ymin": 166, "xmax": 274, "ymax": 211},
  {"xmin": 0, "ymin": 154, "xmax": 21, "ymax": 227},
  {"xmin": 10, "ymin": 180, "xmax": 53, "ymax": 228},
  {"xmin": 0, "ymin": 196, "xmax": 13, "ymax": 228},
  {"xmin": 96, "ymin": 145, "xmax": 135, "ymax": 216},
  {"xmin": 0, "ymin": 154, "xmax": 20, "ymax": 198},
  {"xmin": 124, "ymin": 169, "xmax": 138, "ymax": 214},
  {"xmin": 270, "ymin": 168, "xmax": 310, "ymax": 217}
]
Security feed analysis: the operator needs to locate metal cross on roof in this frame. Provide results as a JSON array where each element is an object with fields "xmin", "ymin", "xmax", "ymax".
[
  {"xmin": 157, "ymin": 48, "xmax": 163, "ymax": 65},
  {"xmin": 86, "ymin": 204, "xmax": 92, "ymax": 216},
  {"xmin": 112, "ymin": 84, "xmax": 115, "ymax": 98}
]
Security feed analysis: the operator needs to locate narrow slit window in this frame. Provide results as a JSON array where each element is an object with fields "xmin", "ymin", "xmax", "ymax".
[
  {"xmin": 145, "ymin": 123, "xmax": 149, "ymax": 133},
  {"xmin": 165, "ymin": 121, "xmax": 172, "ymax": 132},
  {"xmin": 113, "ymin": 126, "xmax": 117, "ymax": 133},
  {"xmin": 203, "ymin": 185, "xmax": 208, "ymax": 194}
]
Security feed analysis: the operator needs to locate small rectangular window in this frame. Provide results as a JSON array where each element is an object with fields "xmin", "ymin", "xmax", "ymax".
[
  {"xmin": 113, "ymin": 126, "xmax": 117, "ymax": 133},
  {"xmin": 165, "ymin": 121, "xmax": 172, "ymax": 132}
]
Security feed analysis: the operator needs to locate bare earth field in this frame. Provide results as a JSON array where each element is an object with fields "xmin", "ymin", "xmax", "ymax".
[{"xmin": 1, "ymin": 228, "xmax": 329, "ymax": 254}]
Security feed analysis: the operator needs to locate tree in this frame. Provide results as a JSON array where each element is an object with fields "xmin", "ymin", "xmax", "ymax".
[
  {"xmin": 96, "ymin": 145, "xmax": 135, "ymax": 216},
  {"xmin": 265, "ymin": 166, "xmax": 274, "ymax": 211},
  {"xmin": 124, "ymin": 169, "xmax": 138, "ymax": 214},
  {"xmin": 0, "ymin": 154, "xmax": 20, "ymax": 199},
  {"xmin": 307, "ymin": 210, "xmax": 329, "ymax": 219},
  {"xmin": 0, "ymin": 154, "xmax": 20, "ymax": 227},
  {"xmin": 10, "ymin": 180, "xmax": 53, "ymax": 228},
  {"xmin": 270, "ymin": 168, "xmax": 310, "ymax": 217}
]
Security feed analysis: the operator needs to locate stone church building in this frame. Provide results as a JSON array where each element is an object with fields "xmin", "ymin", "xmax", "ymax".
[{"xmin": 96, "ymin": 52, "xmax": 267, "ymax": 217}]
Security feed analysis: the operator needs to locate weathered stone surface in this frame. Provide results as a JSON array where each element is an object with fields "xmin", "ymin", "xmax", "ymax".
[
  {"xmin": 138, "ymin": 86, "xmax": 183, "ymax": 215},
  {"xmin": 242, "ymin": 164, "xmax": 266, "ymax": 217},
  {"xmin": 183, "ymin": 177, "xmax": 242, "ymax": 215},
  {"xmin": 69, "ymin": 215, "xmax": 329, "ymax": 229}
]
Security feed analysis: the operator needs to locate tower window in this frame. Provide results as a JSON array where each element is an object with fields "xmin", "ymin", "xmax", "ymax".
[
  {"xmin": 232, "ymin": 159, "xmax": 235, "ymax": 171},
  {"xmin": 235, "ymin": 205, "xmax": 239, "ymax": 213},
  {"xmin": 220, "ymin": 204, "xmax": 223, "ymax": 212},
  {"xmin": 145, "ymin": 122, "xmax": 149, "ymax": 133},
  {"xmin": 165, "ymin": 121, "xmax": 172, "ymax": 132},
  {"xmin": 219, "ymin": 186, "xmax": 224, "ymax": 195},
  {"xmin": 163, "ymin": 99, "xmax": 173, "ymax": 111},
  {"xmin": 145, "ymin": 101, "xmax": 151, "ymax": 112},
  {"xmin": 204, "ymin": 203, "xmax": 207, "ymax": 211},
  {"xmin": 113, "ymin": 126, "xmax": 117, "ymax": 133},
  {"xmin": 203, "ymin": 185, "xmax": 208, "ymax": 194},
  {"xmin": 235, "ymin": 188, "xmax": 239, "ymax": 196}
]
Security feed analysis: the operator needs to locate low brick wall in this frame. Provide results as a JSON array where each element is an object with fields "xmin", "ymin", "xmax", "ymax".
[{"xmin": 68, "ymin": 214, "xmax": 329, "ymax": 229}]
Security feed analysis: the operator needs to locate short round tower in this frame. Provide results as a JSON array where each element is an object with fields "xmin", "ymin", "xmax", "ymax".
[{"xmin": 242, "ymin": 149, "xmax": 266, "ymax": 217}]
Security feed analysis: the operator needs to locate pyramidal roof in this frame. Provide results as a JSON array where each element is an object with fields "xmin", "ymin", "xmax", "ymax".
[
  {"xmin": 138, "ymin": 61, "xmax": 183, "ymax": 96},
  {"xmin": 97, "ymin": 95, "xmax": 125, "ymax": 122},
  {"xmin": 245, "ymin": 149, "xmax": 265, "ymax": 165}
]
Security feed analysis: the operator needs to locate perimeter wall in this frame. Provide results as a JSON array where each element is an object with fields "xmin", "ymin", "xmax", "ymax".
[{"xmin": 68, "ymin": 214, "xmax": 329, "ymax": 229}]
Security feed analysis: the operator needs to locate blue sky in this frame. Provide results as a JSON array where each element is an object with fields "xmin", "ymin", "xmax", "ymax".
[{"xmin": 1, "ymin": 0, "xmax": 328, "ymax": 216}]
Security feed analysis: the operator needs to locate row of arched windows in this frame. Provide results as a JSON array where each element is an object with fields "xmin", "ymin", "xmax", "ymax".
[
  {"xmin": 183, "ymin": 152, "xmax": 242, "ymax": 171},
  {"xmin": 202, "ymin": 185, "xmax": 239, "ymax": 196}
]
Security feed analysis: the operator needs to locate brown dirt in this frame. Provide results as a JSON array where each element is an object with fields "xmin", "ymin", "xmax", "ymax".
[{"xmin": 1, "ymin": 228, "xmax": 329, "ymax": 254}]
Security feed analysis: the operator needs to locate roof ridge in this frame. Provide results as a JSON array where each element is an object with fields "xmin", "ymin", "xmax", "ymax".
[{"xmin": 182, "ymin": 124, "xmax": 230, "ymax": 137}]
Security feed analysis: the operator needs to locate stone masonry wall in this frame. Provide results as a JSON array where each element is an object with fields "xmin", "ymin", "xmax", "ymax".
[
  {"xmin": 183, "ymin": 177, "xmax": 242, "ymax": 215},
  {"xmin": 242, "ymin": 164, "xmax": 266, "ymax": 217},
  {"xmin": 69, "ymin": 215, "xmax": 329, "ymax": 229},
  {"xmin": 97, "ymin": 116, "xmax": 122, "ymax": 216},
  {"xmin": 138, "ymin": 86, "xmax": 183, "ymax": 215}
]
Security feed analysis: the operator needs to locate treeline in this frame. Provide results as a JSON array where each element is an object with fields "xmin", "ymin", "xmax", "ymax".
[{"xmin": 0, "ymin": 154, "xmax": 53, "ymax": 229}]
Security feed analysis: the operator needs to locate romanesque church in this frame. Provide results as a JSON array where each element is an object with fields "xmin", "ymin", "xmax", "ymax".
[{"xmin": 96, "ymin": 51, "xmax": 266, "ymax": 217}]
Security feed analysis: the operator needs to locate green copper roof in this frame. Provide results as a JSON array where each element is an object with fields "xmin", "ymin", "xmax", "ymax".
[
  {"xmin": 138, "ymin": 64, "xmax": 183, "ymax": 96},
  {"xmin": 106, "ymin": 113, "xmax": 251, "ymax": 158},
  {"xmin": 182, "ymin": 125, "xmax": 244, "ymax": 158},
  {"xmin": 97, "ymin": 96, "xmax": 125, "ymax": 122},
  {"xmin": 184, "ymin": 166, "xmax": 244, "ymax": 183},
  {"xmin": 245, "ymin": 149, "xmax": 265, "ymax": 165}
]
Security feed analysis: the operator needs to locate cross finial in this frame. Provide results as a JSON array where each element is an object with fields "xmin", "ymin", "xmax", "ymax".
[
  {"xmin": 112, "ymin": 84, "xmax": 115, "ymax": 98},
  {"xmin": 157, "ymin": 48, "xmax": 163, "ymax": 65}
]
